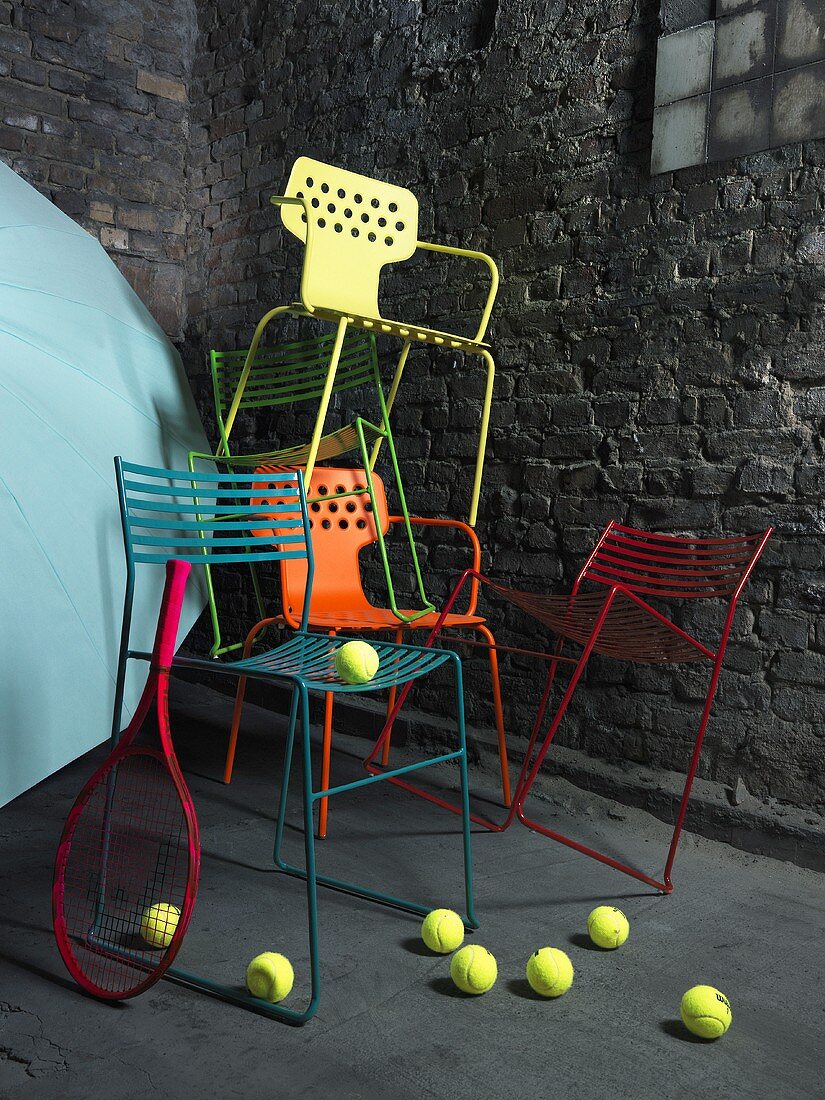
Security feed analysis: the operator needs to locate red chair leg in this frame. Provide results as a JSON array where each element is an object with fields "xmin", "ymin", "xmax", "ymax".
[
  {"xmin": 662, "ymin": 650, "xmax": 727, "ymax": 890},
  {"xmin": 516, "ymin": 590, "xmax": 684, "ymax": 893},
  {"xmin": 476, "ymin": 624, "xmax": 511, "ymax": 807}
]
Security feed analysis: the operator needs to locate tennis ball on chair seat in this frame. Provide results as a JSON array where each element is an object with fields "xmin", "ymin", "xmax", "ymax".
[
  {"xmin": 421, "ymin": 908, "xmax": 465, "ymax": 954},
  {"xmin": 246, "ymin": 952, "xmax": 294, "ymax": 1003},
  {"xmin": 526, "ymin": 947, "xmax": 574, "ymax": 997},
  {"xmin": 334, "ymin": 640, "xmax": 380, "ymax": 684},
  {"xmin": 587, "ymin": 905, "xmax": 630, "ymax": 948},
  {"xmin": 140, "ymin": 903, "xmax": 180, "ymax": 949},
  {"xmin": 680, "ymin": 985, "xmax": 732, "ymax": 1039},
  {"xmin": 450, "ymin": 945, "xmax": 497, "ymax": 994}
]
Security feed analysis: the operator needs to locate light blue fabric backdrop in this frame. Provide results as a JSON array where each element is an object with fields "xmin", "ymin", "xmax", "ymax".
[{"xmin": 0, "ymin": 162, "xmax": 212, "ymax": 807}]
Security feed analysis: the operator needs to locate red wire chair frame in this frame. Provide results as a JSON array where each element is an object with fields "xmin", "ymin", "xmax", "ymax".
[{"xmin": 365, "ymin": 521, "xmax": 773, "ymax": 892}]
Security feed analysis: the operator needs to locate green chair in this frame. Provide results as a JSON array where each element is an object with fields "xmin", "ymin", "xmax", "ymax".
[
  {"xmin": 222, "ymin": 155, "xmax": 499, "ymax": 529},
  {"xmin": 189, "ymin": 328, "xmax": 433, "ymax": 656}
]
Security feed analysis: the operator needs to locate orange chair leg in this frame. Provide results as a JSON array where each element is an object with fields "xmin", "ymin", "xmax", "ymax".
[
  {"xmin": 317, "ymin": 631, "xmax": 337, "ymax": 838},
  {"xmin": 476, "ymin": 624, "xmax": 510, "ymax": 806},
  {"xmin": 381, "ymin": 629, "xmax": 404, "ymax": 766},
  {"xmin": 224, "ymin": 617, "xmax": 278, "ymax": 784}
]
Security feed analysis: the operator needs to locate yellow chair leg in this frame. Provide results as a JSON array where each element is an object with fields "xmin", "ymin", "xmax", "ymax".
[
  {"xmin": 303, "ymin": 315, "xmax": 350, "ymax": 486},
  {"xmin": 469, "ymin": 349, "xmax": 496, "ymax": 527},
  {"xmin": 221, "ymin": 305, "xmax": 292, "ymax": 449}
]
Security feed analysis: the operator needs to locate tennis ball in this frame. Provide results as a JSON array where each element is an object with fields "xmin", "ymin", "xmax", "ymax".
[
  {"xmin": 680, "ymin": 985, "xmax": 732, "ymax": 1039},
  {"xmin": 525, "ymin": 947, "xmax": 574, "ymax": 998},
  {"xmin": 587, "ymin": 905, "xmax": 630, "ymax": 949},
  {"xmin": 140, "ymin": 903, "xmax": 180, "ymax": 949},
  {"xmin": 421, "ymin": 908, "xmax": 465, "ymax": 954},
  {"xmin": 246, "ymin": 952, "xmax": 295, "ymax": 1003},
  {"xmin": 335, "ymin": 640, "xmax": 379, "ymax": 684},
  {"xmin": 450, "ymin": 945, "xmax": 497, "ymax": 994}
]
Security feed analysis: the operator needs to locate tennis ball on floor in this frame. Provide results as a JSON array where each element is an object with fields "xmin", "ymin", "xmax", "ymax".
[
  {"xmin": 246, "ymin": 952, "xmax": 295, "ymax": 1003},
  {"xmin": 526, "ymin": 947, "xmax": 574, "ymax": 998},
  {"xmin": 680, "ymin": 985, "xmax": 732, "ymax": 1039},
  {"xmin": 421, "ymin": 908, "xmax": 465, "ymax": 954},
  {"xmin": 587, "ymin": 905, "xmax": 630, "ymax": 949},
  {"xmin": 450, "ymin": 945, "xmax": 497, "ymax": 994},
  {"xmin": 140, "ymin": 903, "xmax": 180, "ymax": 949},
  {"xmin": 335, "ymin": 640, "xmax": 380, "ymax": 684}
]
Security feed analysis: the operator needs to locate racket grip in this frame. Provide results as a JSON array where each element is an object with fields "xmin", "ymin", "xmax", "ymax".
[{"xmin": 152, "ymin": 559, "xmax": 192, "ymax": 667}]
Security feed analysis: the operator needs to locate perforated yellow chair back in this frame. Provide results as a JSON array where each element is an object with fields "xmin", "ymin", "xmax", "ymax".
[{"xmin": 282, "ymin": 156, "xmax": 419, "ymax": 318}]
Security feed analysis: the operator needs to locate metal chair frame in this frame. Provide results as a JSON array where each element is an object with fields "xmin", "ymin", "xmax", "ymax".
[
  {"xmin": 222, "ymin": 466, "xmax": 510, "ymax": 838},
  {"xmin": 365, "ymin": 520, "xmax": 773, "ymax": 894},
  {"xmin": 221, "ymin": 156, "xmax": 499, "ymax": 529},
  {"xmin": 188, "ymin": 329, "xmax": 433, "ymax": 656},
  {"xmin": 112, "ymin": 459, "xmax": 476, "ymax": 1024}
]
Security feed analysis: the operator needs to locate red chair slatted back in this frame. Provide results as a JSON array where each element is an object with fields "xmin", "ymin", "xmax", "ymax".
[{"xmin": 580, "ymin": 522, "xmax": 771, "ymax": 601}]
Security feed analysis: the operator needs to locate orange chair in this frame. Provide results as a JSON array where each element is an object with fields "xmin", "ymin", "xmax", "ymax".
[{"xmin": 223, "ymin": 467, "xmax": 509, "ymax": 837}]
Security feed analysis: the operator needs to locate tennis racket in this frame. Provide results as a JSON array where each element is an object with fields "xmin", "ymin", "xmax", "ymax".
[{"xmin": 53, "ymin": 559, "xmax": 200, "ymax": 1000}]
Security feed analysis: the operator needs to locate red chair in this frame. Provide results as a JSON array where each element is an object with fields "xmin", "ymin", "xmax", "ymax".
[
  {"xmin": 367, "ymin": 521, "xmax": 773, "ymax": 893},
  {"xmin": 223, "ymin": 466, "xmax": 510, "ymax": 838}
]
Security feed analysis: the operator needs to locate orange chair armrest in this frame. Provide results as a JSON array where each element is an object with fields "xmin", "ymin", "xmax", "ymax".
[{"xmin": 388, "ymin": 515, "xmax": 481, "ymax": 615}]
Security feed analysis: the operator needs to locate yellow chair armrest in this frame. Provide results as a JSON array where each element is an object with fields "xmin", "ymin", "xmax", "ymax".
[
  {"xmin": 269, "ymin": 194, "xmax": 316, "ymax": 314},
  {"xmin": 416, "ymin": 239, "xmax": 499, "ymax": 344}
]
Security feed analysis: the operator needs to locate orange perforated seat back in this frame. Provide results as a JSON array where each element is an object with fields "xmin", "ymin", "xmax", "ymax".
[{"xmin": 253, "ymin": 466, "xmax": 389, "ymax": 621}]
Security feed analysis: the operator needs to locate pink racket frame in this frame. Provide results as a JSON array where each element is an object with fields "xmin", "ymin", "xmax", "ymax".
[{"xmin": 52, "ymin": 560, "xmax": 201, "ymax": 999}]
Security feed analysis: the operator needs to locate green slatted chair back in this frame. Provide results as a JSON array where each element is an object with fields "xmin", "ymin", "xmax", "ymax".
[{"xmin": 210, "ymin": 330, "xmax": 379, "ymax": 456}]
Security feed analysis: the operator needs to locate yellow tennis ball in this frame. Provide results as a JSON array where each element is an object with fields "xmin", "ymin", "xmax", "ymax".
[
  {"xmin": 587, "ymin": 905, "xmax": 630, "ymax": 949},
  {"xmin": 335, "ymin": 640, "xmax": 380, "ymax": 684},
  {"xmin": 526, "ymin": 947, "xmax": 574, "ymax": 997},
  {"xmin": 450, "ymin": 945, "xmax": 497, "ymax": 994},
  {"xmin": 421, "ymin": 908, "xmax": 465, "ymax": 954},
  {"xmin": 680, "ymin": 985, "xmax": 732, "ymax": 1039},
  {"xmin": 246, "ymin": 952, "xmax": 295, "ymax": 1003},
  {"xmin": 140, "ymin": 903, "xmax": 180, "ymax": 949}
]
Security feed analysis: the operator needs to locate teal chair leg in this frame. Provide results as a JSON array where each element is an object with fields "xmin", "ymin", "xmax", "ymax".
[{"xmin": 168, "ymin": 662, "xmax": 476, "ymax": 1024}]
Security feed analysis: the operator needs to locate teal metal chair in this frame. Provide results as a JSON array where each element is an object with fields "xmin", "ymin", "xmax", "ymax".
[
  {"xmin": 188, "ymin": 329, "xmax": 433, "ymax": 657},
  {"xmin": 112, "ymin": 459, "xmax": 476, "ymax": 1024}
]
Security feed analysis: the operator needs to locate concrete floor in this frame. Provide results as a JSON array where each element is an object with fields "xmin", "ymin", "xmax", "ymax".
[{"xmin": 1, "ymin": 681, "xmax": 823, "ymax": 1100}]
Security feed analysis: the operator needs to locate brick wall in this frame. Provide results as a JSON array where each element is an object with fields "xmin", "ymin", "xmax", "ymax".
[
  {"xmin": 3, "ymin": 0, "xmax": 824, "ymax": 817},
  {"xmin": 185, "ymin": 0, "xmax": 825, "ymax": 815},
  {"xmin": 0, "ymin": 0, "xmax": 195, "ymax": 337}
]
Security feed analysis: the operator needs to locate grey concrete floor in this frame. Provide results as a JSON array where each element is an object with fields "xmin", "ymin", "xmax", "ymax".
[{"xmin": 1, "ymin": 679, "xmax": 823, "ymax": 1099}]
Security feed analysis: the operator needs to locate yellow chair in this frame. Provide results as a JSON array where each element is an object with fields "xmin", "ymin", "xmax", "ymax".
[{"xmin": 223, "ymin": 156, "xmax": 500, "ymax": 527}]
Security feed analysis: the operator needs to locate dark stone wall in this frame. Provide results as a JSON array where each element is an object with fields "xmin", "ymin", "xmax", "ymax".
[
  {"xmin": 0, "ymin": 0, "xmax": 195, "ymax": 337},
  {"xmin": 2, "ymin": 0, "xmax": 824, "ymax": 818},
  {"xmin": 185, "ymin": 0, "xmax": 825, "ymax": 814}
]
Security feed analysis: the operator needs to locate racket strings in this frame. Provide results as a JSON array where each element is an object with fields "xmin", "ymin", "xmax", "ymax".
[{"xmin": 60, "ymin": 752, "xmax": 192, "ymax": 997}]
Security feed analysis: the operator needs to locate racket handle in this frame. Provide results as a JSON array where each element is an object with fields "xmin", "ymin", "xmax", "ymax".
[{"xmin": 152, "ymin": 560, "xmax": 191, "ymax": 667}]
